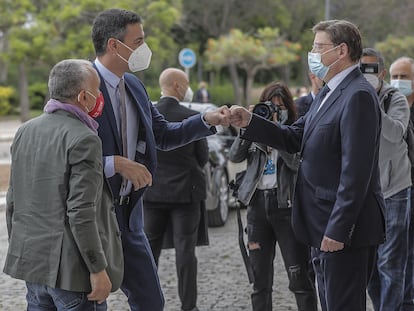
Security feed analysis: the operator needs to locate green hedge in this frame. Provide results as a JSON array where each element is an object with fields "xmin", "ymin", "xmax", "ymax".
[
  {"xmin": 29, "ymin": 82, "xmax": 48, "ymax": 110},
  {"xmin": 0, "ymin": 86, "xmax": 14, "ymax": 116},
  {"xmin": 205, "ymin": 83, "xmax": 235, "ymax": 106}
]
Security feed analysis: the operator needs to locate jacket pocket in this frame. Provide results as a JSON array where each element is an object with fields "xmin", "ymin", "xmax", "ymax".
[{"xmin": 315, "ymin": 187, "xmax": 336, "ymax": 202}]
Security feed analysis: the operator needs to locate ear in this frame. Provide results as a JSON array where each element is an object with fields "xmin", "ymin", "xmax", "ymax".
[
  {"xmin": 173, "ymin": 81, "xmax": 180, "ymax": 91},
  {"xmin": 107, "ymin": 38, "xmax": 118, "ymax": 53},
  {"xmin": 379, "ymin": 69, "xmax": 387, "ymax": 81},
  {"xmin": 339, "ymin": 43, "xmax": 348, "ymax": 58},
  {"xmin": 77, "ymin": 89, "xmax": 86, "ymax": 103}
]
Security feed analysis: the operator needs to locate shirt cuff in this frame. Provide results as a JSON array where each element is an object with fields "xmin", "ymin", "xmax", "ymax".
[
  {"xmin": 104, "ymin": 156, "xmax": 115, "ymax": 178},
  {"xmin": 201, "ymin": 112, "xmax": 213, "ymax": 128}
]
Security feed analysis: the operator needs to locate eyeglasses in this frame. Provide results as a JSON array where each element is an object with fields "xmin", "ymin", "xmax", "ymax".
[{"xmin": 312, "ymin": 43, "xmax": 335, "ymax": 52}]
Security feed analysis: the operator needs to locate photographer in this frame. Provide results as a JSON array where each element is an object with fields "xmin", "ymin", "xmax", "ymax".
[
  {"xmin": 229, "ymin": 81, "xmax": 317, "ymax": 311},
  {"xmin": 362, "ymin": 49, "xmax": 412, "ymax": 311}
]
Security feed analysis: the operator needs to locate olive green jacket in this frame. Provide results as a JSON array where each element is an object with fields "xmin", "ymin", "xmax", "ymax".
[{"xmin": 3, "ymin": 110, "xmax": 123, "ymax": 292}]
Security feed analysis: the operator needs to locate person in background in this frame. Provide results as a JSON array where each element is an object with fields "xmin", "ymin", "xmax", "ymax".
[
  {"xmin": 143, "ymin": 68, "xmax": 209, "ymax": 311},
  {"xmin": 195, "ymin": 81, "xmax": 211, "ymax": 103},
  {"xmin": 229, "ymin": 81, "xmax": 318, "ymax": 311},
  {"xmin": 361, "ymin": 48, "xmax": 411, "ymax": 311},
  {"xmin": 229, "ymin": 20, "xmax": 386, "ymax": 311},
  {"xmin": 295, "ymin": 72, "xmax": 323, "ymax": 118},
  {"xmin": 91, "ymin": 8, "xmax": 230, "ymax": 311},
  {"xmin": 389, "ymin": 56, "xmax": 414, "ymax": 310},
  {"xmin": 3, "ymin": 59, "xmax": 123, "ymax": 310}
]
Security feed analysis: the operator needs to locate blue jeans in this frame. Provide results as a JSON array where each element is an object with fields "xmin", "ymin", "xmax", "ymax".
[
  {"xmin": 368, "ymin": 187, "xmax": 411, "ymax": 311},
  {"xmin": 403, "ymin": 187, "xmax": 414, "ymax": 311},
  {"xmin": 26, "ymin": 282, "xmax": 107, "ymax": 311}
]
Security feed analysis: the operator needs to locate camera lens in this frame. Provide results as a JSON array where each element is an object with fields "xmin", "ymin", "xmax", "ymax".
[
  {"xmin": 253, "ymin": 104, "xmax": 271, "ymax": 119},
  {"xmin": 253, "ymin": 102, "xmax": 275, "ymax": 120}
]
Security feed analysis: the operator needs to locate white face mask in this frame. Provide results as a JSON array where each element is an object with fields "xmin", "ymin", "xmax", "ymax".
[
  {"xmin": 390, "ymin": 79, "xmax": 413, "ymax": 96},
  {"xmin": 363, "ymin": 74, "xmax": 380, "ymax": 90},
  {"xmin": 117, "ymin": 41, "xmax": 152, "ymax": 72},
  {"xmin": 183, "ymin": 87, "xmax": 194, "ymax": 102}
]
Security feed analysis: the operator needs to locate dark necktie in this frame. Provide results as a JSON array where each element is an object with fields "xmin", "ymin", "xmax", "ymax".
[
  {"xmin": 314, "ymin": 84, "xmax": 330, "ymax": 113},
  {"xmin": 118, "ymin": 78, "xmax": 128, "ymax": 190}
]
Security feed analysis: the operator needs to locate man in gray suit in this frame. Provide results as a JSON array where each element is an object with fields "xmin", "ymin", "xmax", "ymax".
[{"xmin": 3, "ymin": 59, "xmax": 123, "ymax": 310}]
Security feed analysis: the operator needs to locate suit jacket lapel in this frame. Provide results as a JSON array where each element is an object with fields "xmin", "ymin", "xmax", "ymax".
[
  {"xmin": 124, "ymin": 75, "xmax": 156, "ymax": 161},
  {"xmin": 93, "ymin": 64, "xmax": 123, "ymax": 154},
  {"xmin": 124, "ymin": 78, "xmax": 149, "ymax": 132},
  {"xmin": 301, "ymin": 67, "xmax": 361, "ymax": 151}
]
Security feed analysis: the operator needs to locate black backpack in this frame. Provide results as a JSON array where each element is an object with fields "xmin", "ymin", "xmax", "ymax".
[{"xmin": 383, "ymin": 90, "xmax": 414, "ymax": 166}]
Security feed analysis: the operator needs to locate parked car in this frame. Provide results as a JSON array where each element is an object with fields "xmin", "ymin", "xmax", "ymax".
[{"xmin": 180, "ymin": 102, "xmax": 246, "ymax": 227}]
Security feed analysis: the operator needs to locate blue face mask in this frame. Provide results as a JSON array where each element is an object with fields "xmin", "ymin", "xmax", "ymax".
[
  {"xmin": 308, "ymin": 46, "xmax": 339, "ymax": 80},
  {"xmin": 390, "ymin": 79, "xmax": 413, "ymax": 96}
]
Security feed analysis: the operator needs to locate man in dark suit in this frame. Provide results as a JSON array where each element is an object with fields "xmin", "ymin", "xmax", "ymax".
[
  {"xmin": 295, "ymin": 72, "xmax": 323, "ymax": 118},
  {"xmin": 230, "ymin": 20, "xmax": 385, "ymax": 311},
  {"xmin": 144, "ymin": 68, "xmax": 208, "ymax": 311},
  {"xmin": 91, "ymin": 9, "xmax": 230, "ymax": 311}
]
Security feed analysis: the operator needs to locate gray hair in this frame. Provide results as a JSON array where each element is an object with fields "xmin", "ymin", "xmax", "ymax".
[
  {"xmin": 390, "ymin": 56, "xmax": 414, "ymax": 75},
  {"xmin": 362, "ymin": 48, "xmax": 385, "ymax": 72},
  {"xmin": 313, "ymin": 20, "xmax": 362, "ymax": 62},
  {"xmin": 48, "ymin": 59, "xmax": 95, "ymax": 102}
]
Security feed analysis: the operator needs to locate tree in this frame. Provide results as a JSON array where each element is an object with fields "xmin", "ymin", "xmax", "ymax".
[
  {"xmin": 1, "ymin": 0, "xmax": 182, "ymax": 120},
  {"xmin": 375, "ymin": 36, "xmax": 414, "ymax": 68},
  {"xmin": 0, "ymin": 0, "xmax": 34, "ymax": 83},
  {"xmin": 206, "ymin": 28, "xmax": 301, "ymax": 106}
]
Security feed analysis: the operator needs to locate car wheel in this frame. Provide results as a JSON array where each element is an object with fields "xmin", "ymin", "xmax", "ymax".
[{"xmin": 207, "ymin": 168, "xmax": 229, "ymax": 227}]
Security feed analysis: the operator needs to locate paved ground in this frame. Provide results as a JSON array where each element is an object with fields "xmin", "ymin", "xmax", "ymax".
[
  {"xmin": 0, "ymin": 119, "xmax": 374, "ymax": 310},
  {"xmin": 0, "ymin": 206, "xmax": 309, "ymax": 310}
]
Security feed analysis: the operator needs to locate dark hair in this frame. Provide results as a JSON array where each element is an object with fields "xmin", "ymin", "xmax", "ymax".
[
  {"xmin": 313, "ymin": 20, "xmax": 362, "ymax": 62},
  {"xmin": 362, "ymin": 48, "xmax": 385, "ymax": 72},
  {"xmin": 92, "ymin": 9, "xmax": 142, "ymax": 56},
  {"xmin": 260, "ymin": 81, "xmax": 297, "ymax": 124}
]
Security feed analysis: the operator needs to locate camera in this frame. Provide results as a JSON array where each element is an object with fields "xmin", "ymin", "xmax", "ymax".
[
  {"xmin": 252, "ymin": 101, "xmax": 280, "ymax": 120},
  {"xmin": 360, "ymin": 63, "xmax": 379, "ymax": 74}
]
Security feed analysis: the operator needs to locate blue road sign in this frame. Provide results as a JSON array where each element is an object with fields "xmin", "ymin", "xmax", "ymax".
[{"xmin": 179, "ymin": 48, "xmax": 196, "ymax": 69}]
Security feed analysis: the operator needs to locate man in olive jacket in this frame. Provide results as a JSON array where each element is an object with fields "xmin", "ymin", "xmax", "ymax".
[{"xmin": 3, "ymin": 59, "xmax": 123, "ymax": 310}]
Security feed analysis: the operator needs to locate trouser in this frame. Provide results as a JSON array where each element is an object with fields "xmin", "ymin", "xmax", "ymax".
[
  {"xmin": 26, "ymin": 282, "xmax": 107, "ymax": 311},
  {"xmin": 368, "ymin": 187, "xmax": 411, "ymax": 311},
  {"xmin": 402, "ymin": 186, "xmax": 414, "ymax": 310},
  {"xmin": 115, "ymin": 201, "xmax": 165, "ymax": 311},
  {"xmin": 247, "ymin": 189, "xmax": 318, "ymax": 311},
  {"xmin": 312, "ymin": 245, "xmax": 377, "ymax": 311},
  {"xmin": 144, "ymin": 201, "xmax": 201, "ymax": 311}
]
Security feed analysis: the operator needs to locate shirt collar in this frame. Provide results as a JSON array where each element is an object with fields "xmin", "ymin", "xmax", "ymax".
[
  {"xmin": 94, "ymin": 58, "xmax": 123, "ymax": 89},
  {"xmin": 160, "ymin": 95, "xmax": 180, "ymax": 102},
  {"xmin": 326, "ymin": 64, "xmax": 359, "ymax": 92}
]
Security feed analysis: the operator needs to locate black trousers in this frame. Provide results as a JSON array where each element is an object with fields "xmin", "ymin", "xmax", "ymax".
[
  {"xmin": 311, "ymin": 245, "xmax": 377, "ymax": 311},
  {"xmin": 247, "ymin": 189, "xmax": 318, "ymax": 311},
  {"xmin": 144, "ymin": 201, "xmax": 201, "ymax": 311}
]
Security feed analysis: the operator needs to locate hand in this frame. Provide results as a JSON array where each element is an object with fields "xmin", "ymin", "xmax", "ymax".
[
  {"xmin": 204, "ymin": 105, "xmax": 231, "ymax": 127},
  {"xmin": 320, "ymin": 235, "xmax": 344, "ymax": 252},
  {"xmin": 114, "ymin": 156, "xmax": 152, "ymax": 190},
  {"xmin": 229, "ymin": 105, "xmax": 252, "ymax": 128},
  {"xmin": 87, "ymin": 270, "xmax": 112, "ymax": 304}
]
